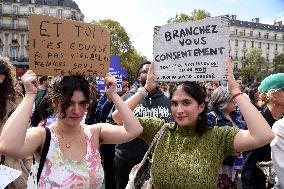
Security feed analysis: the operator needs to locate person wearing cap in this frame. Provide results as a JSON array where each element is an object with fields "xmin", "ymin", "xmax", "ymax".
[{"xmin": 241, "ymin": 73, "xmax": 284, "ymax": 189}]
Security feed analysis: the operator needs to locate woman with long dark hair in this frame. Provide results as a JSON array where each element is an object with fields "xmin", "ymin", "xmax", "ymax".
[{"xmin": 0, "ymin": 56, "xmax": 32, "ymax": 189}]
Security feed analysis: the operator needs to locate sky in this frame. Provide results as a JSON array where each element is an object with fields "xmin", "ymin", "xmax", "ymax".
[{"xmin": 75, "ymin": 0, "xmax": 284, "ymax": 60}]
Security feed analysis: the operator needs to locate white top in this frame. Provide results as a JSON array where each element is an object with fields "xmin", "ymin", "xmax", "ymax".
[{"xmin": 271, "ymin": 118, "xmax": 284, "ymax": 189}]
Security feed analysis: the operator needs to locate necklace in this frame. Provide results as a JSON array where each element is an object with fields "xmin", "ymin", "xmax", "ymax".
[{"xmin": 55, "ymin": 125, "xmax": 82, "ymax": 149}]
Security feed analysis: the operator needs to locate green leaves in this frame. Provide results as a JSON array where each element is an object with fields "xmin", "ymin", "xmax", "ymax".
[
  {"xmin": 240, "ymin": 48, "xmax": 269, "ymax": 82},
  {"xmin": 90, "ymin": 19, "xmax": 146, "ymax": 84},
  {"xmin": 273, "ymin": 53, "xmax": 284, "ymax": 73},
  {"xmin": 167, "ymin": 9, "xmax": 211, "ymax": 24}
]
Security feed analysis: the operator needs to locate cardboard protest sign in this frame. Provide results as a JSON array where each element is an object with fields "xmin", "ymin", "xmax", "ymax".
[
  {"xmin": 29, "ymin": 14, "xmax": 110, "ymax": 78},
  {"xmin": 153, "ymin": 16, "xmax": 229, "ymax": 82}
]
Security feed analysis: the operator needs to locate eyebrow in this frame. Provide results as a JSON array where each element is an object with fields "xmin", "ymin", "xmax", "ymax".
[{"xmin": 70, "ymin": 100, "xmax": 89, "ymax": 104}]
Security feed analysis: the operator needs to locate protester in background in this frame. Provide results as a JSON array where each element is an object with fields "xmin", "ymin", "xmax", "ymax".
[
  {"xmin": 31, "ymin": 75, "xmax": 51, "ymax": 127},
  {"xmin": 85, "ymin": 81, "xmax": 98, "ymax": 125},
  {"xmin": 248, "ymin": 82, "xmax": 262, "ymax": 111},
  {"xmin": 119, "ymin": 76, "xmax": 129, "ymax": 96},
  {"xmin": 241, "ymin": 73, "xmax": 284, "ymax": 189},
  {"xmin": 205, "ymin": 82, "xmax": 214, "ymax": 103},
  {"xmin": 14, "ymin": 80, "xmax": 25, "ymax": 103},
  {"xmin": 112, "ymin": 59, "xmax": 274, "ymax": 188},
  {"xmin": 0, "ymin": 70, "xmax": 142, "ymax": 188},
  {"xmin": 271, "ymin": 117, "xmax": 284, "ymax": 189},
  {"xmin": 0, "ymin": 56, "xmax": 32, "ymax": 189},
  {"xmin": 14, "ymin": 80, "xmax": 25, "ymax": 95},
  {"xmin": 208, "ymin": 87, "xmax": 245, "ymax": 189},
  {"xmin": 113, "ymin": 61, "xmax": 172, "ymax": 189}
]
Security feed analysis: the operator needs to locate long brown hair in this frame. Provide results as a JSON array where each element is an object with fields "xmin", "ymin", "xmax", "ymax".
[{"xmin": 0, "ymin": 57, "xmax": 16, "ymax": 120}]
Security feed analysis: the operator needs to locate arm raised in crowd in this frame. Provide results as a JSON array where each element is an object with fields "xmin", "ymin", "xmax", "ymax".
[
  {"xmin": 0, "ymin": 70, "xmax": 45, "ymax": 158},
  {"xmin": 226, "ymin": 58, "xmax": 274, "ymax": 152},
  {"xmin": 112, "ymin": 63, "xmax": 156, "ymax": 125},
  {"xmin": 98, "ymin": 74, "xmax": 143, "ymax": 144}
]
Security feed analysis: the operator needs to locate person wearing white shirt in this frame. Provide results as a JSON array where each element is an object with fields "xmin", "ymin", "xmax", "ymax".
[{"xmin": 271, "ymin": 117, "xmax": 284, "ymax": 189}]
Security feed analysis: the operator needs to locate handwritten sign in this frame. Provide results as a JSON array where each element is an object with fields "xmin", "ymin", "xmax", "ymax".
[
  {"xmin": 153, "ymin": 16, "xmax": 229, "ymax": 82},
  {"xmin": 0, "ymin": 165, "xmax": 22, "ymax": 189},
  {"xmin": 29, "ymin": 14, "xmax": 110, "ymax": 78}
]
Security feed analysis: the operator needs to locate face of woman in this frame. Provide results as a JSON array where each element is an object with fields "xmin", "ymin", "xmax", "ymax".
[
  {"xmin": 273, "ymin": 88, "xmax": 284, "ymax": 108},
  {"xmin": 171, "ymin": 88, "xmax": 204, "ymax": 127},
  {"xmin": 223, "ymin": 100, "xmax": 236, "ymax": 114},
  {"xmin": 15, "ymin": 83, "xmax": 23, "ymax": 93},
  {"xmin": 61, "ymin": 90, "xmax": 89, "ymax": 126}
]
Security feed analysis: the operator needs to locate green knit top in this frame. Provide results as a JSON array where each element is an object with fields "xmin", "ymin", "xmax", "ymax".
[{"xmin": 139, "ymin": 116, "xmax": 240, "ymax": 189}]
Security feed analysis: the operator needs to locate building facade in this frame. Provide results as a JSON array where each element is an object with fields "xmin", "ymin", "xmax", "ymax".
[
  {"xmin": 0, "ymin": 0, "xmax": 84, "ymax": 78},
  {"xmin": 229, "ymin": 15, "xmax": 284, "ymax": 71}
]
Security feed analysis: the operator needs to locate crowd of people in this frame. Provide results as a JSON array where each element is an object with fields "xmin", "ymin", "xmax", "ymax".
[{"xmin": 0, "ymin": 55, "xmax": 283, "ymax": 189}]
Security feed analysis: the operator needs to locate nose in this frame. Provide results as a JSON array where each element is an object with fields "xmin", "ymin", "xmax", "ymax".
[
  {"xmin": 72, "ymin": 104, "xmax": 82, "ymax": 114},
  {"xmin": 176, "ymin": 104, "xmax": 184, "ymax": 113}
]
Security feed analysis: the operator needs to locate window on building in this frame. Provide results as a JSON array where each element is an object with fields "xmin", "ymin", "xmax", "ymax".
[
  {"xmin": 235, "ymin": 51, "xmax": 238, "ymax": 60},
  {"xmin": 71, "ymin": 11, "xmax": 76, "ymax": 20},
  {"xmin": 251, "ymin": 41, "xmax": 254, "ymax": 48},
  {"xmin": 244, "ymin": 52, "xmax": 246, "ymax": 59},
  {"xmin": 0, "ymin": 4, "xmax": 2, "ymax": 14},
  {"xmin": 250, "ymin": 31, "xmax": 253, "ymax": 36},
  {"xmin": 29, "ymin": 6, "xmax": 34, "ymax": 13},
  {"xmin": 58, "ymin": 0, "xmax": 63, "ymax": 6},
  {"xmin": 266, "ymin": 54, "xmax": 269, "ymax": 61},
  {"xmin": 15, "ymin": 0, "xmax": 20, "ymax": 2},
  {"xmin": 243, "ymin": 40, "xmax": 246, "ymax": 47},
  {"xmin": 234, "ymin": 62, "xmax": 238, "ymax": 70},
  {"xmin": 275, "ymin": 44, "xmax": 278, "ymax": 50},
  {"xmin": 44, "ymin": 0, "xmax": 48, "ymax": 5},
  {"xmin": 43, "ymin": 7, "xmax": 49, "ymax": 14},
  {"xmin": 30, "ymin": 0, "xmax": 35, "ymax": 3},
  {"xmin": 12, "ymin": 18, "xmax": 19, "ymax": 29},
  {"xmin": 235, "ymin": 29, "xmax": 238, "ymax": 35},
  {"xmin": 258, "ymin": 42, "xmax": 261, "ymax": 49},
  {"xmin": 258, "ymin": 32, "xmax": 261, "ymax": 38},
  {"xmin": 12, "ymin": 33, "xmax": 17, "ymax": 40},
  {"xmin": 57, "ymin": 9, "xmax": 63, "ymax": 17},
  {"xmin": 265, "ymin": 33, "xmax": 269, "ymax": 39},
  {"xmin": 13, "ymin": 5, "xmax": 19, "ymax": 14},
  {"xmin": 243, "ymin": 30, "xmax": 246, "ymax": 36},
  {"xmin": 274, "ymin": 34, "xmax": 277, "ymax": 40},
  {"xmin": 267, "ymin": 43, "xmax": 270, "ymax": 50},
  {"xmin": 235, "ymin": 39, "xmax": 238, "ymax": 46},
  {"xmin": 11, "ymin": 47, "xmax": 19, "ymax": 61}
]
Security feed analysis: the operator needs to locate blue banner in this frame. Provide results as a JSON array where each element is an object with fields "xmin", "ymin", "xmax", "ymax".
[{"xmin": 96, "ymin": 56, "xmax": 127, "ymax": 93}]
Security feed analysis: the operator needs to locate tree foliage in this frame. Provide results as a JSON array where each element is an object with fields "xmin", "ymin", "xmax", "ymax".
[
  {"xmin": 167, "ymin": 9, "xmax": 211, "ymax": 23},
  {"xmin": 91, "ymin": 19, "xmax": 146, "ymax": 84},
  {"xmin": 92, "ymin": 19, "xmax": 132, "ymax": 56},
  {"xmin": 240, "ymin": 48, "xmax": 269, "ymax": 82},
  {"xmin": 273, "ymin": 53, "xmax": 284, "ymax": 73}
]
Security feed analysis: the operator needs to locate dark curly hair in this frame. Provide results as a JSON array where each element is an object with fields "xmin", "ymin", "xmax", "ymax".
[
  {"xmin": 0, "ymin": 58, "xmax": 16, "ymax": 120},
  {"xmin": 52, "ymin": 75, "xmax": 90, "ymax": 119},
  {"xmin": 170, "ymin": 81, "xmax": 210, "ymax": 135}
]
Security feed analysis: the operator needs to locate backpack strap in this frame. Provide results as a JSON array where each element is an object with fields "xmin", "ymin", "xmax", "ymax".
[{"xmin": 37, "ymin": 127, "xmax": 51, "ymax": 183}]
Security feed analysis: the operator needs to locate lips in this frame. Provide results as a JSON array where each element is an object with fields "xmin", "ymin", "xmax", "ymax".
[{"xmin": 69, "ymin": 116, "xmax": 81, "ymax": 121}]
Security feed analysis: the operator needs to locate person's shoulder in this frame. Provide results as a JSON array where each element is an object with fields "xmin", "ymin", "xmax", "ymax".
[
  {"xmin": 209, "ymin": 126, "xmax": 239, "ymax": 135},
  {"xmin": 272, "ymin": 118, "xmax": 284, "ymax": 136},
  {"xmin": 138, "ymin": 116, "xmax": 164, "ymax": 126}
]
